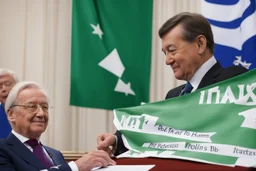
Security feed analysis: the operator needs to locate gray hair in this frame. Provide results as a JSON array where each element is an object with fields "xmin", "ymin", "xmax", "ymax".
[
  {"xmin": 5, "ymin": 81, "xmax": 49, "ymax": 113},
  {"xmin": 0, "ymin": 68, "xmax": 19, "ymax": 83}
]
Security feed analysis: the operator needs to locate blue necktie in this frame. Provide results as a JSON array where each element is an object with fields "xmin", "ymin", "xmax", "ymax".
[
  {"xmin": 180, "ymin": 82, "xmax": 193, "ymax": 96},
  {"xmin": 26, "ymin": 139, "xmax": 54, "ymax": 168}
]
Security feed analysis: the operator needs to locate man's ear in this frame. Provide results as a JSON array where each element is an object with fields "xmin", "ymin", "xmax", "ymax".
[
  {"xmin": 7, "ymin": 109, "xmax": 15, "ymax": 122},
  {"xmin": 196, "ymin": 35, "xmax": 207, "ymax": 54}
]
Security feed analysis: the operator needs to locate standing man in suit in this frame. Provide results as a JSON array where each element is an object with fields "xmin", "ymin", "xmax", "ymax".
[
  {"xmin": 0, "ymin": 81, "xmax": 115, "ymax": 171},
  {"xmin": 96, "ymin": 12, "xmax": 248, "ymax": 156},
  {"xmin": 0, "ymin": 68, "xmax": 19, "ymax": 138}
]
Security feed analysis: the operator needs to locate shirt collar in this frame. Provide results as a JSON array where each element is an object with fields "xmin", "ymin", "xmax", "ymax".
[
  {"xmin": 12, "ymin": 130, "xmax": 40, "ymax": 143},
  {"xmin": 189, "ymin": 56, "xmax": 217, "ymax": 91}
]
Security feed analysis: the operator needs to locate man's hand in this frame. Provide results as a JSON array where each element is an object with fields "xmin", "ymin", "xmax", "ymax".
[
  {"xmin": 97, "ymin": 133, "xmax": 116, "ymax": 155},
  {"xmin": 75, "ymin": 150, "xmax": 116, "ymax": 171}
]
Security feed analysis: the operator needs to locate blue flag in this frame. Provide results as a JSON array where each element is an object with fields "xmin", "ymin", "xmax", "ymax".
[
  {"xmin": 202, "ymin": 0, "xmax": 256, "ymax": 70},
  {"xmin": 0, "ymin": 104, "xmax": 11, "ymax": 138}
]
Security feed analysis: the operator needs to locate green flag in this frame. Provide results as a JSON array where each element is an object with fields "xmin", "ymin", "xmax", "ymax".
[
  {"xmin": 70, "ymin": 0, "xmax": 153, "ymax": 110},
  {"xmin": 114, "ymin": 69, "xmax": 256, "ymax": 167}
]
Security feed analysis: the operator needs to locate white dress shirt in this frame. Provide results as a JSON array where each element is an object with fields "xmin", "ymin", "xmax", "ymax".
[{"xmin": 189, "ymin": 56, "xmax": 217, "ymax": 92}]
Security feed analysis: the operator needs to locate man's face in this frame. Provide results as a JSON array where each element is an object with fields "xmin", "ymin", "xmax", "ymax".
[
  {"xmin": 161, "ymin": 24, "xmax": 203, "ymax": 81},
  {"xmin": 8, "ymin": 87, "xmax": 49, "ymax": 139},
  {"xmin": 0, "ymin": 74, "xmax": 15, "ymax": 104}
]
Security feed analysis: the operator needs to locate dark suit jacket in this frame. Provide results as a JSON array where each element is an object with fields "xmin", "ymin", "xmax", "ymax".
[
  {"xmin": 114, "ymin": 62, "xmax": 248, "ymax": 155},
  {"xmin": 165, "ymin": 62, "xmax": 248, "ymax": 98},
  {"xmin": 0, "ymin": 133, "xmax": 71, "ymax": 171},
  {"xmin": 0, "ymin": 104, "xmax": 11, "ymax": 138}
]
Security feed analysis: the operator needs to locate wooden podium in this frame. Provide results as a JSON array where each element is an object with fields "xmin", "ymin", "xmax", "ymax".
[{"xmin": 115, "ymin": 157, "xmax": 255, "ymax": 171}]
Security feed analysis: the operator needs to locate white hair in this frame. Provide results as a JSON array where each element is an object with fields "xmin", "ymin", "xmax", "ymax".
[
  {"xmin": 0, "ymin": 68, "xmax": 19, "ymax": 83},
  {"xmin": 5, "ymin": 81, "xmax": 49, "ymax": 113}
]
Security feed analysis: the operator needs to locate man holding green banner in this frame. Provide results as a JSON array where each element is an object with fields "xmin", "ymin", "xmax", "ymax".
[
  {"xmin": 114, "ymin": 69, "xmax": 256, "ymax": 167},
  {"xmin": 97, "ymin": 12, "xmax": 248, "ymax": 166}
]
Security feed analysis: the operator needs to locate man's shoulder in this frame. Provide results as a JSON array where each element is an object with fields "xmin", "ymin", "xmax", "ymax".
[
  {"xmin": 223, "ymin": 65, "xmax": 248, "ymax": 73},
  {"xmin": 0, "ymin": 138, "xmax": 7, "ymax": 145},
  {"xmin": 219, "ymin": 65, "xmax": 248, "ymax": 80},
  {"xmin": 0, "ymin": 138, "xmax": 9, "ymax": 152}
]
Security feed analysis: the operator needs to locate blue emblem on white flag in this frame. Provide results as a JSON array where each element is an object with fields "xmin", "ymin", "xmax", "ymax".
[{"xmin": 202, "ymin": 0, "xmax": 256, "ymax": 70}]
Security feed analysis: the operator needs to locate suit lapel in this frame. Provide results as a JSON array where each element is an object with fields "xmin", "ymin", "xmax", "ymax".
[
  {"xmin": 6, "ymin": 133, "xmax": 45, "ymax": 170},
  {"xmin": 44, "ymin": 146, "xmax": 60, "ymax": 165},
  {"xmin": 197, "ymin": 62, "xmax": 223, "ymax": 89},
  {"xmin": 177, "ymin": 85, "xmax": 186, "ymax": 97}
]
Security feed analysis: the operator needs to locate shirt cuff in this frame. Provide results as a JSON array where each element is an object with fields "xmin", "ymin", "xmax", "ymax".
[{"xmin": 68, "ymin": 161, "xmax": 79, "ymax": 171}]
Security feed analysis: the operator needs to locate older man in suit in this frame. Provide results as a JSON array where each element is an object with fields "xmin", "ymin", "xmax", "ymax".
[
  {"xmin": 0, "ymin": 68, "xmax": 19, "ymax": 138},
  {"xmin": 0, "ymin": 81, "xmax": 115, "ymax": 171},
  {"xmin": 96, "ymin": 12, "xmax": 248, "ymax": 156}
]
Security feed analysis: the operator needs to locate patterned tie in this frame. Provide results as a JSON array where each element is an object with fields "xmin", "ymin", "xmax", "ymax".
[
  {"xmin": 180, "ymin": 82, "xmax": 193, "ymax": 96},
  {"xmin": 26, "ymin": 139, "xmax": 54, "ymax": 168}
]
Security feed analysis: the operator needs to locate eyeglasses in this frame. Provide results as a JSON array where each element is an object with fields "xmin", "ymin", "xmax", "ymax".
[
  {"xmin": 10, "ymin": 103, "xmax": 52, "ymax": 113},
  {"xmin": 0, "ymin": 81, "xmax": 14, "ymax": 89}
]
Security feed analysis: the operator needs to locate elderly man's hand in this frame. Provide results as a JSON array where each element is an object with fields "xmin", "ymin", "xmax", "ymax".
[
  {"xmin": 97, "ymin": 133, "xmax": 116, "ymax": 156},
  {"xmin": 75, "ymin": 150, "xmax": 116, "ymax": 171}
]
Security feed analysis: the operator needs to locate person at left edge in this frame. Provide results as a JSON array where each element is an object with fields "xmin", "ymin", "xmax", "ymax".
[
  {"xmin": 0, "ymin": 68, "xmax": 19, "ymax": 138},
  {"xmin": 0, "ymin": 81, "xmax": 115, "ymax": 171}
]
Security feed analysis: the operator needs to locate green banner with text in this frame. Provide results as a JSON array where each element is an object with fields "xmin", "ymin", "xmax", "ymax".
[{"xmin": 114, "ymin": 69, "xmax": 256, "ymax": 167}]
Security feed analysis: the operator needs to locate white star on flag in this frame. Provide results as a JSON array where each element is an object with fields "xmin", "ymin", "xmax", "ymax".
[{"xmin": 90, "ymin": 23, "xmax": 103, "ymax": 39}]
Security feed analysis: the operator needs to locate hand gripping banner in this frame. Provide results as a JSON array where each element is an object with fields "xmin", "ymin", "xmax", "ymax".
[{"xmin": 114, "ymin": 69, "xmax": 256, "ymax": 167}]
